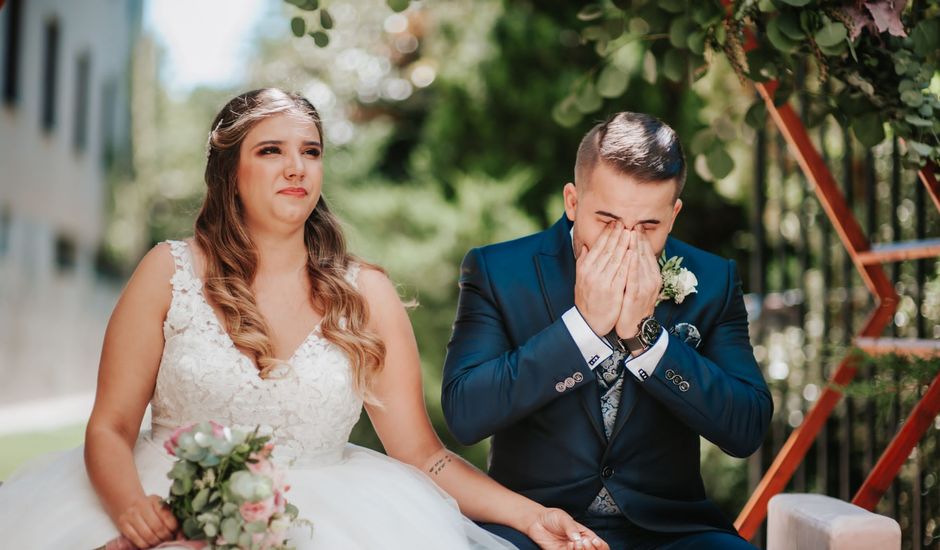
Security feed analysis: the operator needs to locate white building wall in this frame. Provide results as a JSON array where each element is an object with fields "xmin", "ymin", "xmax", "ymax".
[{"xmin": 0, "ymin": 0, "xmax": 141, "ymax": 406}]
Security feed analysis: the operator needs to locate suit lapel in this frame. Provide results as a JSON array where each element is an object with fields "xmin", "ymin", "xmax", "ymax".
[
  {"xmin": 535, "ymin": 217, "xmax": 606, "ymax": 444},
  {"xmin": 609, "ymin": 237, "xmax": 678, "ymax": 443}
]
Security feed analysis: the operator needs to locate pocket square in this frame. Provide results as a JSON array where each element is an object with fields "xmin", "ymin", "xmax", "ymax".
[{"xmin": 669, "ymin": 322, "xmax": 702, "ymax": 349}]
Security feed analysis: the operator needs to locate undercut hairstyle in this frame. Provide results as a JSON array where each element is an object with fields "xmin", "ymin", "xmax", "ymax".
[{"xmin": 574, "ymin": 112, "xmax": 686, "ymax": 200}]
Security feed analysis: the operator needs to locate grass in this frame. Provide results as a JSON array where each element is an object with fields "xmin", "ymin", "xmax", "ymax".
[{"xmin": 0, "ymin": 423, "xmax": 86, "ymax": 480}]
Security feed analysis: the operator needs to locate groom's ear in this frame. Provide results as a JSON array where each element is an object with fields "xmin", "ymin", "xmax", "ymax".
[
  {"xmin": 667, "ymin": 198, "xmax": 683, "ymax": 232},
  {"xmin": 563, "ymin": 182, "xmax": 578, "ymax": 221}
]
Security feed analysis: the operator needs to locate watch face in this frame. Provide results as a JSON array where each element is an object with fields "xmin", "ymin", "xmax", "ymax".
[{"xmin": 640, "ymin": 317, "xmax": 661, "ymax": 346}]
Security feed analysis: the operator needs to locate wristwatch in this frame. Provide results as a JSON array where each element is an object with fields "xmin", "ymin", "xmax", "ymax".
[{"xmin": 605, "ymin": 316, "xmax": 661, "ymax": 354}]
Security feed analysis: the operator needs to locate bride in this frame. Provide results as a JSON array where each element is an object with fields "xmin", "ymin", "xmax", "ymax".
[{"xmin": 0, "ymin": 89, "xmax": 608, "ymax": 550}]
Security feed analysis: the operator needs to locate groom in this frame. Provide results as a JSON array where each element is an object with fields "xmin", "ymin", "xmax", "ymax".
[{"xmin": 442, "ymin": 112, "xmax": 772, "ymax": 549}]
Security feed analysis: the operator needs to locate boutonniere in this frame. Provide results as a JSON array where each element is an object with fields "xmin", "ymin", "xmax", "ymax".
[{"xmin": 658, "ymin": 253, "xmax": 698, "ymax": 305}]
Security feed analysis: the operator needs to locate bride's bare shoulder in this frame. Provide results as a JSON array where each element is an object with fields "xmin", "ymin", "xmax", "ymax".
[{"xmin": 122, "ymin": 241, "xmax": 187, "ymax": 309}]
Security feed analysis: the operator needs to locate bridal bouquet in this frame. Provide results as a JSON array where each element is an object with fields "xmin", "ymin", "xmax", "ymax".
[
  {"xmin": 104, "ymin": 422, "xmax": 310, "ymax": 550},
  {"xmin": 162, "ymin": 421, "xmax": 310, "ymax": 549}
]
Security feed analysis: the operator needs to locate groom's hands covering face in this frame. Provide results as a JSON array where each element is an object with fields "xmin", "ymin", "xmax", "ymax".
[
  {"xmin": 574, "ymin": 222, "xmax": 630, "ymax": 336},
  {"xmin": 615, "ymin": 229, "xmax": 662, "ymax": 344}
]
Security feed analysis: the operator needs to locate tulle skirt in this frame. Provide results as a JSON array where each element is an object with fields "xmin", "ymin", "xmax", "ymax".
[{"xmin": 0, "ymin": 432, "xmax": 515, "ymax": 549}]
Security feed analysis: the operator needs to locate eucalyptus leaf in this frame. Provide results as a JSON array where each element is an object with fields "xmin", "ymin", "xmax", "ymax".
[
  {"xmin": 668, "ymin": 17, "xmax": 693, "ymax": 49},
  {"xmin": 577, "ymin": 4, "xmax": 604, "ymax": 22},
  {"xmin": 687, "ymin": 31, "xmax": 706, "ymax": 55},
  {"xmin": 552, "ymin": 96, "xmax": 582, "ymax": 128},
  {"xmin": 582, "ymin": 26, "xmax": 609, "ymax": 42},
  {"xmin": 182, "ymin": 517, "xmax": 203, "ymax": 540},
  {"xmin": 910, "ymin": 19, "xmax": 940, "ymax": 57},
  {"xmin": 320, "ymin": 9, "xmax": 334, "ymax": 30},
  {"xmin": 852, "ymin": 113, "xmax": 885, "ymax": 147},
  {"xmin": 605, "ymin": 17, "xmax": 625, "ymax": 40},
  {"xmin": 691, "ymin": 2, "xmax": 720, "ymax": 25},
  {"xmin": 817, "ymin": 40, "xmax": 847, "ymax": 56},
  {"xmin": 192, "ymin": 487, "xmax": 210, "ymax": 512},
  {"xmin": 659, "ymin": 0, "xmax": 686, "ymax": 14},
  {"xmin": 814, "ymin": 22, "xmax": 847, "ymax": 48},
  {"xmin": 575, "ymin": 82, "xmax": 603, "ymax": 114},
  {"xmin": 745, "ymin": 100, "xmax": 767, "ymax": 129},
  {"xmin": 387, "ymin": 0, "xmax": 410, "ymax": 13},
  {"xmin": 204, "ymin": 522, "xmax": 218, "ymax": 538},
  {"xmin": 706, "ymin": 147, "xmax": 734, "ymax": 179},
  {"xmin": 662, "ymin": 49, "xmax": 685, "ymax": 82},
  {"xmin": 284, "ymin": 0, "xmax": 318, "ymax": 10},
  {"xmin": 766, "ymin": 17, "xmax": 798, "ymax": 54},
  {"xmin": 780, "ymin": 0, "xmax": 811, "ymax": 6},
  {"xmin": 904, "ymin": 114, "xmax": 933, "ymax": 127},
  {"xmin": 596, "ymin": 65, "xmax": 629, "ymax": 97},
  {"xmin": 908, "ymin": 141, "xmax": 933, "ymax": 156},
  {"xmin": 758, "ymin": 0, "xmax": 775, "ymax": 12},
  {"xmin": 900, "ymin": 89, "xmax": 924, "ymax": 108},
  {"xmin": 690, "ymin": 130, "xmax": 715, "ymax": 156},
  {"xmin": 245, "ymin": 520, "xmax": 268, "ymax": 534},
  {"xmin": 310, "ymin": 30, "xmax": 330, "ymax": 47},
  {"xmin": 290, "ymin": 16, "xmax": 306, "ymax": 38},
  {"xmin": 777, "ymin": 11, "xmax": 804, "ymax": 41}
]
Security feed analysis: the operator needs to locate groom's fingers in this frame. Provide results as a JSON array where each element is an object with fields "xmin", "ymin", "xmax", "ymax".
[
  {"xmin": 638, "ymin": 232, "xmax": 662, "ymax": 296},
  {"xmin": 600, "ymin": 226, "xmax": 628, "ymax": 275},
  {"xmin": 584, "ymin": 222, "xmax": 616, "ymax": 268}
]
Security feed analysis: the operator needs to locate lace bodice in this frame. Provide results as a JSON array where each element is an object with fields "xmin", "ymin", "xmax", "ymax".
[{"xmin": 149, "ymin": 240, "xmax": 364, "ymax": 468}]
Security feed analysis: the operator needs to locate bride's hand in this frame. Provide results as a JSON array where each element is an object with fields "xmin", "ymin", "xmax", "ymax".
[
  {"xmin": 116, "ymin": 494, "xmax": 178, "ymax": 548},
  {"xmin": 525, "ymin": 507, "xmax": 610, "ymax": 550}
]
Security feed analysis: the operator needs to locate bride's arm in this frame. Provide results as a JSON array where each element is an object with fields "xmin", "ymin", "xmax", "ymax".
[
  {"xmin": 360, "ymin": 269, "xmax": 607, "ymax": 550},
  {"xmin": 84, "ymin": 243, "xmax": 179, "ymax": 548}
]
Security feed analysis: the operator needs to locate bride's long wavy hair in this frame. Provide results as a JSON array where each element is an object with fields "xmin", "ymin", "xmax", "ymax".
[{"xmin": 195, "ymin": 88, "xmax": 386, "ymax": 404}]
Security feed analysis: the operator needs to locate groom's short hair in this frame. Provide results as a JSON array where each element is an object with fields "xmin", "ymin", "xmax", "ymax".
[{"xmin": 574, "ymin": 112, "xmax": 686, "ymax": 200}]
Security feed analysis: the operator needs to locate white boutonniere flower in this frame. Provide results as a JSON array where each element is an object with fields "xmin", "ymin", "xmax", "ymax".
[{"xmin": 659, "ymin": 253, "xmax": 698, "ymax": 305}]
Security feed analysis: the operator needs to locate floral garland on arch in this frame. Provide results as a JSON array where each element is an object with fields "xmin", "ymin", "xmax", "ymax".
[{"xmin": 556, "ymin": 0, "xmax": 940, "ymax": 179}]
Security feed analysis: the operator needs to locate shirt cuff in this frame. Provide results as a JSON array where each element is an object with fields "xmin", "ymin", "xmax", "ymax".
[
  {"xmin": 624, "ymin": 328, "xmax": 669, "ymax": 381},
  {"xmin": 561, "ymin": 306, "xmax": 613, "ymax": 370}
]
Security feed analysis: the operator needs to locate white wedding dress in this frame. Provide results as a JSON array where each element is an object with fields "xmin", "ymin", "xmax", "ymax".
[{"xmin": 0, "ymin": 241, "xmax": 515, "ymax": 550}]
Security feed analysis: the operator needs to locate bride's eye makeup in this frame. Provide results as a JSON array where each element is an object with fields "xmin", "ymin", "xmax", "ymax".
[{"xmin": 259, "ymin": 145, "xmax": 281, "ymax": 155}]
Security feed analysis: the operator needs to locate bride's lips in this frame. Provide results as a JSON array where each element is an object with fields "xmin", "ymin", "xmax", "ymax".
[{"xmin": 278, "ymin": 187, "xmax": 308, "ymax": 197}]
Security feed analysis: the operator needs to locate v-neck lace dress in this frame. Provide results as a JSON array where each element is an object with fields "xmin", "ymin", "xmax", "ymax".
[{"xmin": 0, "ymin": 241, "xmax": 513, "ymax": 550}]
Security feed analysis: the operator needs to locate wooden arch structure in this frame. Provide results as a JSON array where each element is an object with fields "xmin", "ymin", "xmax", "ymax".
[{"xmin": 728, "ymin": 18, "xmax": 940, "ymax": 542}]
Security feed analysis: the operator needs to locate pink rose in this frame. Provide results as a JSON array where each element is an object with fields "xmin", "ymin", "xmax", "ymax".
[
  {"xmin": 208, "ymin": 420, "xmax": 226, "ymax": 439},
  {"xmin": 163, "ymin": 423, "xmax": 195, "ymax": 456},
  {"xmin": 240, "ymin": 497, "xmax": 276, "ymax": 523},
  {"xmin": 273, "ymin": 490, "xmax": 286, "ymax": 514},
  {"xmin": 247, "ymin": 456, "xmax": 287, "ymax": 490}
]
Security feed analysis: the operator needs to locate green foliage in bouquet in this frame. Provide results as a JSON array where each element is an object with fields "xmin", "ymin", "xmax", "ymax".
[{"xmin": 164, "ymin": 422, "xmax": 311, "ymax": 550}]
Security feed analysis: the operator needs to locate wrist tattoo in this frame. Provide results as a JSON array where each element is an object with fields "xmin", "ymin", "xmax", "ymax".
[{"xmin": 428, "ymin": 454, "xmax": 453, "ymax": 477}]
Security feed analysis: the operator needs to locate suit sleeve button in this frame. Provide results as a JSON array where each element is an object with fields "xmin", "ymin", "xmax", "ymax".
[
  {"xmin": 555, "ymin": 382, "xmax": 566, "ymax": 393},
  {"xmin": 665, "ymin": 369, "xmax": 676, "ymax": 380},
  {"xmin": 679, "ymin": 381, "xmax": 690, "ymax": 392},
  {"xmin": 601, "ymin": 466, "xmax": 614, "ymax": 479}
]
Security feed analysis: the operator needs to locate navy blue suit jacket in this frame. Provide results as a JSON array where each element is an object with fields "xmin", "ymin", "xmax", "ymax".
[{"xmin": 441, "ymin": 216, "xmax": 773, "ymax": 535}]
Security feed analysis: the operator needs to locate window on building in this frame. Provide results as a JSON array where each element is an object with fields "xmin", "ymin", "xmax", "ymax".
[
  {"xmin": 41, "ymin": 18, "xmax": 60, "ymax": 132},
  {"xmin": 2, "ymin": 0, "xmax": 23, "ymax": 105},
  {"xmin": 100, "ymin": 79, "xmax": 116, "ymax": 167},
  {"xmin": 0, "ymin": 204, "xmax": 10, "ymax": 257},
  {"xmin": 73, "ymin": 52, "xmax": 91, "ymax": 152},
  {"xmin": 54, "ymin": 232, "xmax": 76, "ymax": 273}
]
